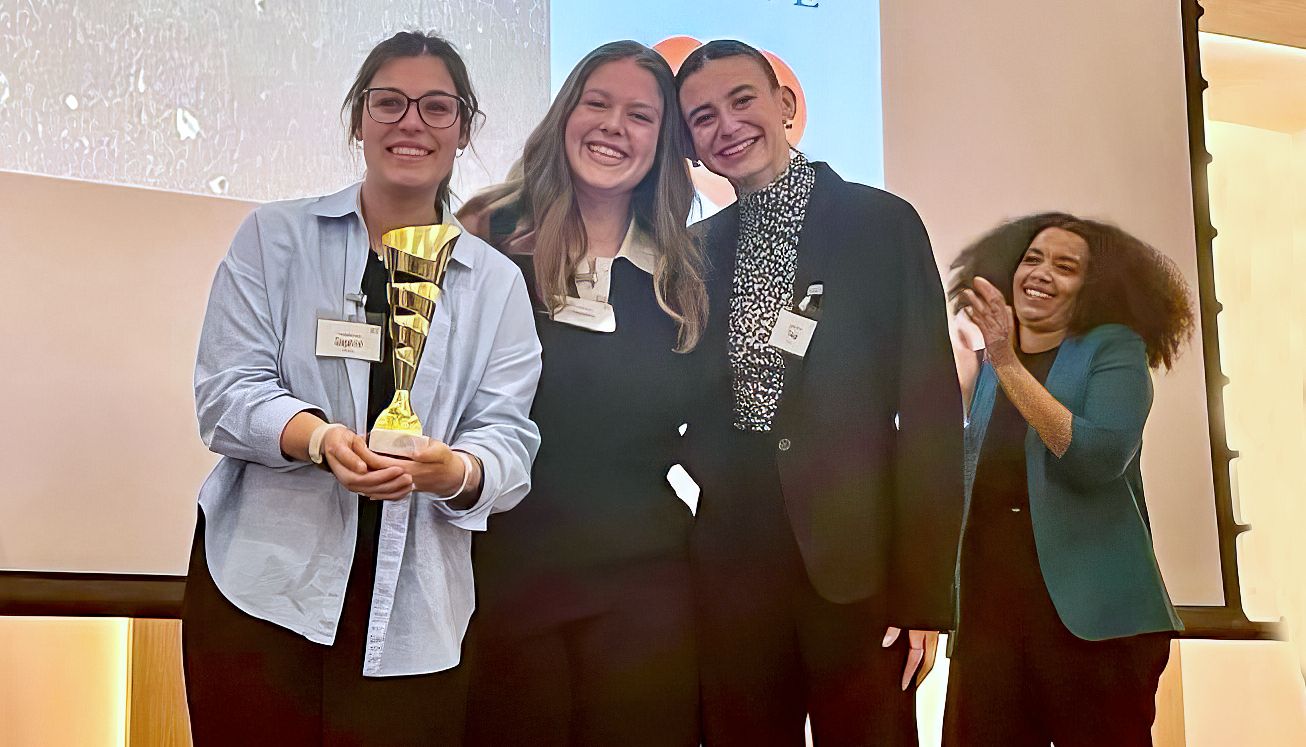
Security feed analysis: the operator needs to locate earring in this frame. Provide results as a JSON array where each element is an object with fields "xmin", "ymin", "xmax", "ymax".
[
  {"xmin": 784, "ymin": 120, "xmax": 793, "ymax": 130},
  {"xmin": 691, "ymin": 158, "xmax": 702, "ymax": 168}
]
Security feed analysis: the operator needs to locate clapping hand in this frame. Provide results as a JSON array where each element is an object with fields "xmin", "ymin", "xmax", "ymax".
[{"xmin": 959, "ymin": 277, "xmax": 1016, "ymax": 365}]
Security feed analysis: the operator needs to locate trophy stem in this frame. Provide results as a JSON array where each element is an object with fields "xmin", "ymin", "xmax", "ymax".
[
  {"xmin": 369, "ymin": 389, "xmax": 429, "ymax": 458},
  {"xmin": 369, "ymin": 223, "xmax": 460, "ymax": 459}
]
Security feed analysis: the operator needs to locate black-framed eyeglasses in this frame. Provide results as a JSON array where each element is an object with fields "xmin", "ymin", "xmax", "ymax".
[{"xmin": 362, "ymin": 87, "xmax": 465, "ymax": 129}]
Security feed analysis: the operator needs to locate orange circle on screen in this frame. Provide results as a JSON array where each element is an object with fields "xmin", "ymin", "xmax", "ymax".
[{"xmin": 653, "ymin": 36, "xmax": 807, "ymax": 209}]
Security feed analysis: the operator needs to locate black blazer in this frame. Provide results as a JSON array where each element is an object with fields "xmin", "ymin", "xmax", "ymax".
[{"xmin": 688, "ymin": 162, "xmax": 964, "ymax": 630}]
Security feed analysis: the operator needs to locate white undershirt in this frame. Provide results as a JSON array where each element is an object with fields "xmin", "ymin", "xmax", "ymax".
[{"xmin": 573, "ymin": 219, "xmax": 658, "ymax": 304}]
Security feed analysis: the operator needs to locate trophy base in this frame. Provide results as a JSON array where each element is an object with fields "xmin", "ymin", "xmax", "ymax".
[{"xmin": 368, "ymin": 429, "xmax": 430, "ymax": 459}]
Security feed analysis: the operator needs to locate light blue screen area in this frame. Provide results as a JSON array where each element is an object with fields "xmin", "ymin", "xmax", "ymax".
[{"xmin": 549, "ymin": 0, "xmax": 884, "ymax": 190}]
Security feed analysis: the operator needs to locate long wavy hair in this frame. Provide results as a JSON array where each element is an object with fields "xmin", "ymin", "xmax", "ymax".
[
  {"xmin": 948, "ymin": 212, "xmax": 1195, "ymax": 370},
  {"xmin": 459, "ymin": 40, "xmax": 706, "ymax": 352}
]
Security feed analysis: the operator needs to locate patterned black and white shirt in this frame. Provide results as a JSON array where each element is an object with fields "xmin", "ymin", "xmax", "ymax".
[{"xmin": 729, "ymin": 152, "xmax": 817, "ymax": 432}]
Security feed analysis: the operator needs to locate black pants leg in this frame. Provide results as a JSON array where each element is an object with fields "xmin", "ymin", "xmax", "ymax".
[
  {"xmin": 182, "ymin": 510, "xmax": 324, "ymax": 746},
  {"xmin": 692, "ymin": 450, "xmax": 917, "ymax": 747},
  {"xmin": 569, "ymin": 563, "xmax": 699, "ymax": 746},
  {"xmin": 796, "ymin": 584, "xmax": 918, "ymax": 746},
  {"xmin": 466, "ymin": 562, "xmax": 698, "ymax": 747},
  {"xmin": 183, "ymin": 505, "xmax": 469, "ymax": 746},
  {"xmin": 941, "ymin": 630, "xmax": 1045, "ymax": 747},
  {"xmin": 1034, "ymin": 631, "xmax": 1172, "ymax": 747},
  {"xmin": 465, "ymin": 622, "xmax": 571, "ymax": 747},
  {"xmin": 944, "ymin": 625, "xmax": 1171, "ymax": 746},
  {"xmin": 693, "ymin": 555, "xmax": 808, "ymax": 746}
]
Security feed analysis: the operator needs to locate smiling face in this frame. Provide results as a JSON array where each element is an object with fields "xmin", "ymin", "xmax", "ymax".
[
  {"xmin": 678, "ymin": 55, "xmax": 795, "ymax": 193},
  {"xmin": 1012, "ymin": 227, "xmax": 1089, "ymax": 334},
  {"xmin": 358, "ymin": 55, "xmax": 468, "ymax": 198},
  {"xmin": 562, "ymin": 57, "xmax": 663, "ymax": 203}
]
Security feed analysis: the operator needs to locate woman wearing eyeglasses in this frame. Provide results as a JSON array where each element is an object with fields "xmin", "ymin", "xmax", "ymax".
[{"xmin": 181, "ymin": 31, "xmax": 541, "ymax": 746}]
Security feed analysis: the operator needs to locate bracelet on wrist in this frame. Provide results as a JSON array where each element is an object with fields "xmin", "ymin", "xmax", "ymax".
[
  {"xmin": 430, "ymin": 450, "xmax": 475, "ymax": 501},
  {"xmin": 308, "ymin": 423, "xmax": 347, "ymax": 464}
]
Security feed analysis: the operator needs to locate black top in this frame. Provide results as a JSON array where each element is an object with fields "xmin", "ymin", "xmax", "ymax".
[
  {"xmin": 352, "ymin": 249, "xmax": 394, "ymax": 554},
  {"xmin": 472, "ymin": 241, "xmax": 697, "ymax": 628},
  {"xmin": 364, "ymin": 248, "xmax": 395, "ymax": 428},
  {"xmin": 960, "ymin": 345, "xmax": 1061, "ymax": 635}
]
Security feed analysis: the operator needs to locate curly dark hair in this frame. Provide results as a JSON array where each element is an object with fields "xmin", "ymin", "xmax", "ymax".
[{"xmin": 948, "ymin": 212, "xmax": 1195, "ymax": 370}]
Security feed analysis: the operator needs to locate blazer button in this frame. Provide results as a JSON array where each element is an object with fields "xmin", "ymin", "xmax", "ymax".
[{"xmin": 777, "ymin": 438, "xmax": 791, "ymax": 451}]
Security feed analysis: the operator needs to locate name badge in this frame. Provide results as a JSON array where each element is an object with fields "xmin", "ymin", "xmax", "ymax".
[
  {"xmin": 768, "ymin": 309, "xmax": 817, "ymax": 357},
  {"xmin": 552, "ymin": 296, "xmax": 616, "ymax": 333},
  {"xmin": 316, "ymin": 319, "xmax": 383, "ymax": 361}
]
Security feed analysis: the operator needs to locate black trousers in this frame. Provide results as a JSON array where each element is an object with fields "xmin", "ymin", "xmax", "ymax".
[
  {"xmin": 691, "ymin": 437, "xmax": 919, "ymax": 747},
  {"xmin": 181, "ymin": 505, "xmax": 469, "ymax": 747},
  {"xmin": 465, "ymin": 561, "xmax": 699, "ymax": 747},
  {"xmin": 943, "ymin": 623, "xmax": 1171, "ymax": 747},
  {"xmin": 946, "ymin": 452, "xmax": 1173, "ymax": 747}
]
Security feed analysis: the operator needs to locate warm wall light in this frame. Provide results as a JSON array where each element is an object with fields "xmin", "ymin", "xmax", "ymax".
[
  {"xmin": 0, "ymin": 617, "xmax": 130, "ymax": 747},
  {"xmin": 114, "ymin": 618, "xmax": 129, "ymax": 747},
  {"xmin": 1200, "ymin": 30, "xmax": 1306, "ymax": 679}
]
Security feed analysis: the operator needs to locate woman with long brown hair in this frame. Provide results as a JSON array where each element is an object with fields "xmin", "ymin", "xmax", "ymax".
[{"xmin": 459, "ymin": 40, "xmax": 706, "ymax": 747}]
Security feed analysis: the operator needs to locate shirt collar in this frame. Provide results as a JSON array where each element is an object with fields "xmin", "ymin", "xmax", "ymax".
[
  {"xmin": 309, "ymin": 182, "xmax": 476, "ymax": 268},
  {"xmin": 308, "ymin": 182, "xmax": 361, "ymax": 218},
  {"xmin": 738, "ymin": 151, "xmax": 812, "ymax": 208},
  {"xmin": 613, "ymin": 219, "xmax": 658, "ymax": 275}
]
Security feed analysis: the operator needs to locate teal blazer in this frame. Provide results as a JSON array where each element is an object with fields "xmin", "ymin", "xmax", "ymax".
[{"xmin": 961, "ymin": 324, "xmax": 1183, "ymax": 641}]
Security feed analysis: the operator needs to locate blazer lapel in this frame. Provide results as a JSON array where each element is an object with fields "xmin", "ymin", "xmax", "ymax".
[
  {"xmin": 965, "ymin": 363, "xmax": 998, "ymax": 502},
  {"xmin": 707, "ymin": 205, "xmax": 739, "ymax": 300},
  {"xmin": 779, "ymin": 164, "xmax": 837, "ymax": 400}
]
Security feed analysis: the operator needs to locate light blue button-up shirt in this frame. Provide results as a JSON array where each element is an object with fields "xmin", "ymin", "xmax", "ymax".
[{"xmin": 194, "ymin": 182, "xmax": 541, "ymax": 677}]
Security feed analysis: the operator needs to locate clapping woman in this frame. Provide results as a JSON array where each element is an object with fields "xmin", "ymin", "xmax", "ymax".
[{"xmin": 945, "ymin": 213, "xmax": 1194, "ymax": 746}]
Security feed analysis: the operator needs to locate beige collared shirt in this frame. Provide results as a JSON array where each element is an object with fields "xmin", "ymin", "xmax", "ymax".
[{"xmin": 573, "ymin": 220, "xmax": 658, "ymax": 303}]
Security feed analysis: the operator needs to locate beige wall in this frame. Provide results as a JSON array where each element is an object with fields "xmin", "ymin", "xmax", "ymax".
[
  {"xmin": 0, "ymin": 0, "xmax": 1228, "ymax": 603},
  {"xmin": 880, "ymin": 0, "xmax": 1224, "ymax": 606},
  {"xmin": 0, "ymin": 173, "xmax": 253, "ymax": 573}
]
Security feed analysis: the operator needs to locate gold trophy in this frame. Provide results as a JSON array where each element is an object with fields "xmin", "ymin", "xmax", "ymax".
[{"xmin": 368, "ymin": 224, "xmax": 461, "ymax": 457}]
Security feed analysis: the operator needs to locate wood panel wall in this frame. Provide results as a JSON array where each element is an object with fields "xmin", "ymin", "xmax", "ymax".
[
  {"xmin": 1202, "ymin": 0, "xmax": 1306, "ymax": 49},
  {"xmin": 128, "ymin": 619, "xmax": 192, "ymax": 747}
]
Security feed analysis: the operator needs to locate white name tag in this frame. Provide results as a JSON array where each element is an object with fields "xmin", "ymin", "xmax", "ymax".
[
  {"xmin": 552, "ymin": 296, "xmax": 616, "ymax": 333},
  {"xmin": 768, "ymin": 309, "xmax": 818, "ymax": 357},
  {"xmin": 316, "ymin": 319, "xmax": 383, "ymax": 361}
]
